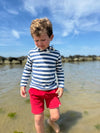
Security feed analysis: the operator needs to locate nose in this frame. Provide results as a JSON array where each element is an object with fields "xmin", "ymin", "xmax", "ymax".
[{"xmin": 38, "ymin": 41, "xmax": 43, "ymax": 46}]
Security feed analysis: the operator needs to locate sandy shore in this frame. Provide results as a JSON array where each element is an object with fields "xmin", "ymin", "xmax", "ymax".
[{"xmin": 0, "ymin": 85, "xmax": 100, "ymax": 133}]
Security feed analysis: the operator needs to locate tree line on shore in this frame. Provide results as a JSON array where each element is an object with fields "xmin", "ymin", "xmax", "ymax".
[
  {"xmin": 0, "ymin": 55, "xmax": 100, "ymax": 65},
  {"xmin": 61, "ymin": 55, "xmax": 100, "ymax": 62},
  {"xmin": 0, "ymin": 56, "xmax": 27, "ymax": 64}
]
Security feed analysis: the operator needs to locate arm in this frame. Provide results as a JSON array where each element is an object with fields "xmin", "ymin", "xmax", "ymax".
[
  {"xmin": 56, "ymin": 53, "xmax": 64, "ymax": 98},
  {"xmin": 20, "ymin": 53, "xmax": 32, "ymax": 97}
]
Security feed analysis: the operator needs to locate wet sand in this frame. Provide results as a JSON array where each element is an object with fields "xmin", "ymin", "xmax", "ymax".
[{"xmin": 0, "ymin": 85, "xmax": 100, "ymax": 133}]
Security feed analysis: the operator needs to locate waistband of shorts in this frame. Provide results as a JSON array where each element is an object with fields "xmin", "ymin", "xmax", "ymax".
[{"xmin": 29, "ymin": 88, "xmax": 57, "ymax": 92}]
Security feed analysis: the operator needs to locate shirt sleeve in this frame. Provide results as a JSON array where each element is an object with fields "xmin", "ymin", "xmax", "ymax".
[
  {"xmin": 20, "ymin": 52, "xmax": 32, "ymax": 87},
  {"xmin": 56, "ymin": 53, "xmax": 64, "ymax": 88}
]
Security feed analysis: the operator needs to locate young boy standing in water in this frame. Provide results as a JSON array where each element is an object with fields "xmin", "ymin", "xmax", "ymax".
[{"xmin": 20, "ymin": 18, "xmax": 64, "ymax": 133}]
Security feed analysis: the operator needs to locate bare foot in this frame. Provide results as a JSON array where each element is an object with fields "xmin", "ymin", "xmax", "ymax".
[{"xmin": 47, "ymin": 119, "xmax": 60, "ymax": 133}]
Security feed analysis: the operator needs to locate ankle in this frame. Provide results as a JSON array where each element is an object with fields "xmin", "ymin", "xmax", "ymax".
[
  {"xmin": 47, "ymin": 118, "xmax": 60, "ymax": 133},
  {"xmin": 48, "ymin": 118, "xmax": 55, "ymax": 124}
]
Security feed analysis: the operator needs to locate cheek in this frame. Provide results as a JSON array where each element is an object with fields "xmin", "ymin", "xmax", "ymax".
[
  {"xmin": 34, "ymin": 42, "xmax": 39, "ymax": 47},
  {"xmin": 45, "ymin": 40, "xmax": 50, "ymax": 44}
]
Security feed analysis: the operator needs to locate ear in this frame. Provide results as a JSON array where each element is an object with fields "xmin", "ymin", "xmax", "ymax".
[{"xmin": 50, "ymin": 34, "xmax": 54, "ymax": 41}]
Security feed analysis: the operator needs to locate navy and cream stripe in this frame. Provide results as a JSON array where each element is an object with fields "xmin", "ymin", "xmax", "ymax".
[{"xmin": 20, "ymin": 46, "xmax": 64, "ymax": 90}]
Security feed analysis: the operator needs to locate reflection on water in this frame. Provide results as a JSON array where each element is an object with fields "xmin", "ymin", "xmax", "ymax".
[{"xmin": 0, "ymin": 61, "xmax": 100, "ymax": 95}]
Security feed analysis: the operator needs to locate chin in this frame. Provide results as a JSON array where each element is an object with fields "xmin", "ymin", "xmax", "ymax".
[
  {"xmin": 39, "ymin": 47, "xmax": 47, "ymax": 50},
  {"xmin": 39, "ymin": 48, "xmax": 45, "ymax": 50}
]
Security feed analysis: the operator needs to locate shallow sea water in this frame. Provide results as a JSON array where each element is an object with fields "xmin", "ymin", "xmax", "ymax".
[{"xmin": 0, "ymin": 61, "xmax": 100, "ymax": 133}]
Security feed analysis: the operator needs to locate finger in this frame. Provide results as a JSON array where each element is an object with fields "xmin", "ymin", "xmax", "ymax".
[
  {"xmin": 21, "ymin": 90, "xmax": 27, "ymax": 98},
  {"xmin": 56, "ymin": 90, "xmax": 59, "ymax": 94},
  {"xmin": 21, "ymin": 93, "xmax": 27, "ymax": 98},
  {"xmin": 58, "ymin": 91, "xmax": 63, "ymax": 98},
  {"xmin": 23, "ymin": 90, "xmax": 27, "ymax": 95},
  {"xmin": 56, "ymin": 89, "xmax": 59, "ymax": 94},
  {"xmin": 58, "ymin": 93, "xmax": 61, "ymax": 98},
  {"xmin": 22, "ymin": 90, "xmax": 27, "ymax": 96}
]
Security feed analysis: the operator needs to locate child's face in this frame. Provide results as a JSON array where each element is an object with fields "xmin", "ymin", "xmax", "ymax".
[{"xmin": 33, "ymin": 33, "xmax": 54, "ymax": 50}]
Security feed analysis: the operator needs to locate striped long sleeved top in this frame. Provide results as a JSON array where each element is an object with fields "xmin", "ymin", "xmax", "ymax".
[{"xmin": 20, "ymin": 46, "xmax": 64, "ymax": 90}]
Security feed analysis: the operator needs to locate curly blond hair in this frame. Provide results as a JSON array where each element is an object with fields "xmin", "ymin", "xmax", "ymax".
[{"xmin": 30, "ymin": 18, "xmax": 53, "ymax": 38}]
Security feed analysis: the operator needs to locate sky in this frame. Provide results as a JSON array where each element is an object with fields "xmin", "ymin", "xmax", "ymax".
[{"xmin": 0, "ymin": 0, "xmax": 100, "ymax": 57}]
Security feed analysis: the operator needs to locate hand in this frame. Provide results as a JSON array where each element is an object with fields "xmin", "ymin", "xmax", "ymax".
[
  {"xmin": 56, "ymin": 88, "xmax": 63, "ymax": 98},
  {"xmin": 20, "ymin": 86, "xmax": 27, "ymax": 98}
]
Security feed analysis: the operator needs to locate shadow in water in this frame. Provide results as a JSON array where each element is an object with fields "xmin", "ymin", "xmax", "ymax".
[
  {"xmin": 58, "ymin": 110, "xmax": 82, "ymax": 133},
  {"xmin": 45, "ymin": 110, "xmax": 82, "ymax": 133}
]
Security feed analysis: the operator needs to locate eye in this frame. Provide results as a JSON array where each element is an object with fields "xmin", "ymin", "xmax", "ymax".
[
  {"xmin": 35, "ymin": 40, "xmax": 39, "ymax": 42},
  {"xmin": 41, "ymin": 39, "xmax": 46, "ymax": 41}
]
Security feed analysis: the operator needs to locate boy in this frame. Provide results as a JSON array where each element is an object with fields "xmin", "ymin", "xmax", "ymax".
[{"xmin": 20, "ymin": 18, "xmax": 64, "ymax": 133}]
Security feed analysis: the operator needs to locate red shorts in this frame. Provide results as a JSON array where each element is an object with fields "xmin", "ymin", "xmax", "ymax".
[{"xmin": 29, "ymin": 88, "xmax": 61, "ymax": 114}]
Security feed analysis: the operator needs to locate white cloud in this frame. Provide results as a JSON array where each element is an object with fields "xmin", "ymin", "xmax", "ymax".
[
  {"xmin": 23, "ymin": 0, "xmax": 100, "ymax": 36},
  {"xmin": 0, "ymin": 0, "xmax": 19, "ymax": 15},
  {"xmin": 12, "ymin": 30, "xmax": 20, "ymax": 39},
  {"xmin": 49, "ymin": 0, "xmax": 100, "ymax": 36},
  {"xmin": 7, "ymin": 9, "xmax": 19, "ymax": 15},
  {"xmin": 0, "ymin": 25, "xmax": 30, "ymax": 46},
  {"xmin": 0, "ymin": 27, "xmax": 20, "ymax": 46},
  {"xmin": 0, "ymin": 27, "xmax": 12, "ymax": 45},
  {"xmin": 23, "ymin": 0, "xmax": 48, "ymax": 16}
]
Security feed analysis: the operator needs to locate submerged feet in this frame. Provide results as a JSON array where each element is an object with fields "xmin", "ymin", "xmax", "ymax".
[{"xmin": 47, "ymin": 119, "xmax": 60, "ymax": 133}]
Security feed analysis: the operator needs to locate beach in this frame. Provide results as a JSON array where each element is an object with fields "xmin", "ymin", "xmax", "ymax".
[{"xmin": 0, "ymin": 61, "xmax": 100, "ymax": 133}]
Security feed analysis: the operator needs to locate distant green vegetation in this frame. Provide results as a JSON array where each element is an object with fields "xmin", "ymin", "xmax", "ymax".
[
  {"xmin": 8, "ymin": 112, "xmax": 16, "ymax": 118},
  {"xmin": 0, "ymin": 55, "xmax": 100, "ymax": 64},
  {"xmin": 0, "ymin": 56, "xmax": 27, "ymax": 64},
  {"xmin": 61, "ymin": 55, "xmax": 100, "ymax": 63}
]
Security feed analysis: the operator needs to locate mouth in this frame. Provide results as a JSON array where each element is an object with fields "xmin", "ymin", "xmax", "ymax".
[
  {"xmin": 38, "ymin": 45, "xmax": 49, "ymax": 50},
  {"xmin": 38, "ymin": 46, "xmax": 46, "ymax": 50}
]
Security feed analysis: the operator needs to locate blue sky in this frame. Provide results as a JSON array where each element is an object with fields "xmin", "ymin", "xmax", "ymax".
[{"xmin": 0, "ymin": 0, "xmax": 100, "ymax": 57}]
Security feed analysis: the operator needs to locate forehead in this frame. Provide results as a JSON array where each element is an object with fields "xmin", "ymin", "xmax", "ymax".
[{"xmin": 33, "ymin": 33, "xmax": 49, "ymax": 39}]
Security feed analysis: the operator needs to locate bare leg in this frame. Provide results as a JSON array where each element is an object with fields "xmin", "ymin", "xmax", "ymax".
[
  {"xmin": 47, "ymin": 108, "xmax": 60, "ymax": 133},
  {"xmin": 34, "ymin": 112, "xmax": 44, "ymax": 133}
]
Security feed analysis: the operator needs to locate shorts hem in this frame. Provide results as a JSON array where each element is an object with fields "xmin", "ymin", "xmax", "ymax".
[
  {"xmin": 31, "ymin": 110, "xmax": 44, "ymax": 115},
  {"xmin": 48, "ymin": 104, "xmax": 61, "ymax": 109}
]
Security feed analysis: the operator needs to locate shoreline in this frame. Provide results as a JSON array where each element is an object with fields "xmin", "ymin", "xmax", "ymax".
[
  {"xmin": 0, "ymin": 55, "xmax": 100, "ymax": 64},
  {"xmin": 61, "ymin": 55, "xmax": 100, "ymax": 63}
]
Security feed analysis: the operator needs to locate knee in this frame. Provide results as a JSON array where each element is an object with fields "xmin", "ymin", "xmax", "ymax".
[
  {"xmin": 34, "ymin": 115, "xmax": 44, "ymax": 125},
  {"xmin": 50, "ymin": 114, "xmax": 60, "ymax": 121}
]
